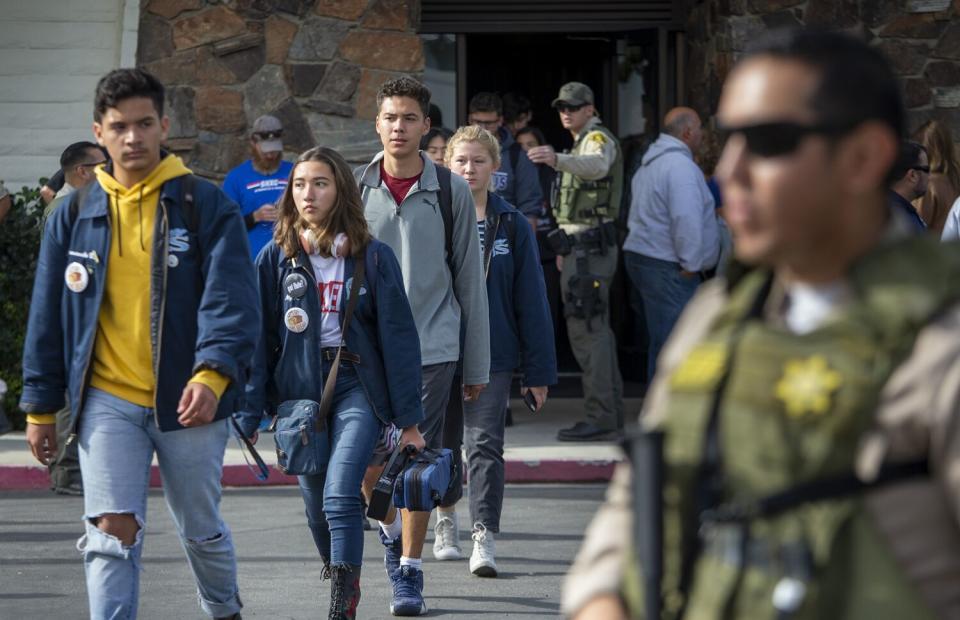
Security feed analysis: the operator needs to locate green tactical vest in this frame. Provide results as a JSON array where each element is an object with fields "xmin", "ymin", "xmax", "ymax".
[
  {"xmin": 556, "ymin": 122, "xmax": 623, "ymax": 226},
  {"xmin": 624, "ymin": 235, "xmax": 960, "ymax": 620}
]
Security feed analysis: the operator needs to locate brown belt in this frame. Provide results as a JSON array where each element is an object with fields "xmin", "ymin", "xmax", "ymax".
[{"xmin": 321, "ymin": 348, "xmax": 360, "ymax": 364}]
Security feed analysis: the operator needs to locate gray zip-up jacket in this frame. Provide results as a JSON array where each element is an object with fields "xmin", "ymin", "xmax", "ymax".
[{"xmin": 358, "ymin": 152, "xmax": 490, "ymax": 386}]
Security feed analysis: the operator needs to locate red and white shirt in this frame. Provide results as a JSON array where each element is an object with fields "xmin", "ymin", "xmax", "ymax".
[{"xmin": 307, "ymin": 237, "xmax": 347, "ymax": 347}]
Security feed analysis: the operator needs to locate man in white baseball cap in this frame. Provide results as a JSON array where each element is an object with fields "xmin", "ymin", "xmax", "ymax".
[{"xmin": 222, "ymin": 114, "xmax": 293, "ymax": 258}]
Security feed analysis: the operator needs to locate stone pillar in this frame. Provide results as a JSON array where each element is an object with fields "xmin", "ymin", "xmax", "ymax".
[
  {"xmin": 684, "ymin": 0, "xmax": 960, "ymax": 147},
  {"xmin": 138, "ymin": 0, "xmax": 424, "ymax": 179}
]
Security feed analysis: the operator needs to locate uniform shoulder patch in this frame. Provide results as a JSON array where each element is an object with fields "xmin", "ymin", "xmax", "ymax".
[{"xmin": 589, "ymin": 132, "xmax": 608, "ymax": 145}]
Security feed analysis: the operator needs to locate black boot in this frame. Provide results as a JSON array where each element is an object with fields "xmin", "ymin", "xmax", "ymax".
[{"xmin": 328, "ymin": 564, "xmax": 361, "ymax": 620}]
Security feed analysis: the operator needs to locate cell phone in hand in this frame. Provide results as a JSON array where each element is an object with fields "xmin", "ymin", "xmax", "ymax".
[{"xmin": 523, "ymin": 389, "xmax": 538, "ymax": 413}]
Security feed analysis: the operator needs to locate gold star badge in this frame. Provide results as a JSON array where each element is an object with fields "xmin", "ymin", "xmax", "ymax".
[{"xmin": 775, "ymin": 355, "xmax": 842, "ymax": 418}]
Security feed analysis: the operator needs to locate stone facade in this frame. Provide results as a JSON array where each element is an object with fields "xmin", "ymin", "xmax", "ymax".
[
  {"xmin": 684, "ymin": 0, "xmax": 960, "ymax": 164},
  {"xmin": 138, "ymin": 0, "xmax": 423, "ymax": 178}
]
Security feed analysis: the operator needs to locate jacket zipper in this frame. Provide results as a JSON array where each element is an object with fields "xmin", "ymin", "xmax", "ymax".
[
  {"xmin": 152, "ymin": 201, "xmax": 170, "ymax": 427},
  {"xmin": 67, "ymin": 214, "xmax": 112, "ymax": 446}
]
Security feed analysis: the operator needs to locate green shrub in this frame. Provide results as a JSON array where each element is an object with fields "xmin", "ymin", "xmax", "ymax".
[{"xmin": 0, "ymin": 182, "xmax": 45, "ymax": 430}]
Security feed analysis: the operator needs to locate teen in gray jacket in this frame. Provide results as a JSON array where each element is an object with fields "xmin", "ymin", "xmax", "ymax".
[{"xmin": 358, "ymin": 76, "xmax": 489, "ymax": 617}]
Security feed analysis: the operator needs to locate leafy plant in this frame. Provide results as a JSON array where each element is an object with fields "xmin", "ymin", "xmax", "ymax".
[{"xmin": 0, "ymin": 181, "xmax": 45, "ymax": 430}]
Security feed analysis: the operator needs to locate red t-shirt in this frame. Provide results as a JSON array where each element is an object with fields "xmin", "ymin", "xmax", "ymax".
[{"xmin": 380, "ymin": 161, "xmax": 422, "ymax": 207}]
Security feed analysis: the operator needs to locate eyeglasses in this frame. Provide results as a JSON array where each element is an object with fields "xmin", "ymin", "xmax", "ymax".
[
  {"xmin": 469, "ymin": 117, "xmax": 500, "ymax": 129},
  {"xmin": 719, "ymin": 121, "xmax": 855, "ymax": 158},
  {"xmin": 911, "ymin": 165, "xmax": 931, "ymax": 174},
  {"xmin": 254, "ymin": 131, "xmax": 283, "ymax": 141},
  {"xmin": 556, "ymin": 103, "xmax": 586, "ymax": 114}
]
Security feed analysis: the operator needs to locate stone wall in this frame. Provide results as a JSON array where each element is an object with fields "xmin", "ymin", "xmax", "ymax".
[
  {"xmin": 684, "ymin": 0, "xmax": 960, "ymax": 158},
  {"xmin": 138, "ymin": 0, "xmax": 424, "ymax": 179}
]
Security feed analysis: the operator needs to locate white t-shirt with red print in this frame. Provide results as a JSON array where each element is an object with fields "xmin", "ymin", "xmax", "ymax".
[{"xmin": 306, "ymin": 234, "xmax": 347, "ymax": 348}]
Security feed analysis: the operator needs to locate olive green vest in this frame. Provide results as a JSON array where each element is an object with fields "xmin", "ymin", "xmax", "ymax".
[
  {"xmin": 625, "ymin": 236, "xmax": 960, "ymax": 620},
  {"xmin": 556, "ymin": 122, "xmax": 623, "ymax": 226}
]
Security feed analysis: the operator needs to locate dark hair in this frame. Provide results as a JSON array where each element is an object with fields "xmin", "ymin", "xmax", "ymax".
[
  {"xmin": 503, "ymin": 93, "xmax": 531, "ymax": 124},
  {"xmin": 428, "ymin": 103, "xmax": 444, "ymax": 129},
  {"xmin": 94, "ymin": 68, "xmax": 165, "ymax": 122},
  {"xmin": 419, "ymin": 127, "xmax": 454, "ymax": 151},
  {"xmin": 469, "ymin": 92, "xmax": 503, "ymax": 116},
  {"xmin": 376, "ymin": 76, "xmax": 431, "ymax": 118},
  {"xmin": 744, "ymin": 29, "xmax": 905, "ymax": 143},
  {"xmin": 274, "ymin": 147, "xmax": 372, "ymax": 259},
  {"xmin": 60, "ymin": 142, "xmax": 103, "ymax": 172},
  {"xmin": 515, "ymin": 126, "xmax": 547, "ymax": 147},
  {"xmin": 891, "ymin": 141, "xmax": 929, "ymax": 182}
]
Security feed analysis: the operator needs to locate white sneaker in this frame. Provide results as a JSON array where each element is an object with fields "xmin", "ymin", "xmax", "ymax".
[
  {"xmin": 432, "ymin": 512, "xmax": 461, "ymax": 561},
  {"xmin": 470, "ymin": 522, "xmax": 498, "ymax": 577}
]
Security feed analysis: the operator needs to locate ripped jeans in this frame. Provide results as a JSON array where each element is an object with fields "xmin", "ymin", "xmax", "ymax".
[{"xmin": 77, "ymin": 388, "xmax": 242, "ymax": 619}]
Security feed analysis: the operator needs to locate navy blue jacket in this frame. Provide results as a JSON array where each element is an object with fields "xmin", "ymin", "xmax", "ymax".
[
  {"xmin": 236, "ymin": 239, "xmax": 424, "ymax": 437},
  {"xmin": 20, "ymin": 175, "xmax": 260, "ymax": 432},
  {"xmin": 484, "ymin": 192, "xmax": 557, "ymax": 386},
  {"xmin": 495, "ymin": 127, "xmax": 543, "ymax": 217}
]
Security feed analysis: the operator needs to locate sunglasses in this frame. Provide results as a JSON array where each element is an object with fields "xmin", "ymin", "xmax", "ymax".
[
  {"xmin": 719, "ymin": 121, "xmax": 855, "ymax": 158},
  {"xmin": 557, "ymin": 103, "xmax": 586, "ymax": 114},
  {"xmin": 254, "ymin": 131, "xmax": 282, "ymax": 141}
]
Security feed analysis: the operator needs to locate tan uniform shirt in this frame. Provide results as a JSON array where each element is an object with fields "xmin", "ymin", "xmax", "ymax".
[
  {"xmin": 556, "ymin": 116, "xmax": 618, "ymax": 182},
  {"xmin": 562, "ymin": 240, "xmax": 960, "ymax": 618}
]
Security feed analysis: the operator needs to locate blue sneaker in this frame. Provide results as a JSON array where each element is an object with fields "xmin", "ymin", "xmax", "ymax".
[
  {"xmin": 390, "ymin": 565, "xmax": 427, "ymax": 616},
  {"xmin": 379, "ymin": 528, "xmax": 402, "ymax": 580}
]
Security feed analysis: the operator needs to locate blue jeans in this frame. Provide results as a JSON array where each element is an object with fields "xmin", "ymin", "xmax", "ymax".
[
  {"xmin": 624, "ymin": 251, "xmax": 701, "ymax": 383},
  {"xmin": 297, "ymin": 361, "xmax": 380, "ymax": 567},
  {"xmin": 77, "ymin": 388, "xmax": 241, "ymax": 619}
]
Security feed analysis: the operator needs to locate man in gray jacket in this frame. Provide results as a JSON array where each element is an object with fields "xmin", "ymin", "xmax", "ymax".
[
  {"xmin": 623, "ymin": 107, "xmax": 720, "ymax": 382},
  {"xmin": 358, "ymin": 76, "xmax": 490, "ymax": 617}
]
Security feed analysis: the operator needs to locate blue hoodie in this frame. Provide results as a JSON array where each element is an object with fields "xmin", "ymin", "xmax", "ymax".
[
  {"xmin": 483, "ymin": 192, "xmax": 557, "ymax": 386},
  {"xmin": 494, "ymin": 127, "xmax": 543, "ymax": 217}
]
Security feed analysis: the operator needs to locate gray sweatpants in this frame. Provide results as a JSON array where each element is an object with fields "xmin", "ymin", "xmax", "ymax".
[{"xmin": 463, "ymin": 370, "xmax": 513, "ymax": 533}]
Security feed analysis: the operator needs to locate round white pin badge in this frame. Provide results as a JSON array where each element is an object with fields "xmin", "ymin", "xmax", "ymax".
[
  {"xmin": 284, "ymin": 307, "xmax": 309, "ymax": 333},
  {"xmin": 64, "ymin": 262, "xmax": 89, "ymax": 293}
]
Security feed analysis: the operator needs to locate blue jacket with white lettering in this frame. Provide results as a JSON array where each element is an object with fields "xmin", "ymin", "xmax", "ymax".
[
  {"xmin": 484, "ymin": 192, "xmax": 557, "ymax": 387},
  {"xmin": 235, "ymin": 238, "xmax": 424, "ymax": 438},
  {"xmin": 20, "ymin": 175, "xmax": 260, "ymax": 432}
]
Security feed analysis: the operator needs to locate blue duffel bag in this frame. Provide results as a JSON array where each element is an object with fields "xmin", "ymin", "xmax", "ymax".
[{"xmin": 393, "ymin": 447, "xmax": 457, "ymax": 512}]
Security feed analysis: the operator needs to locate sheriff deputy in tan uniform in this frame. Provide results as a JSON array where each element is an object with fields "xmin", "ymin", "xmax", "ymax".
[
  {"xmin": 563, "ymin": 29, "xmax": 960, "ymax": 620},
  {"xmin": 528, "ymin": 82, "xmax": 624, "ymax": 442}
]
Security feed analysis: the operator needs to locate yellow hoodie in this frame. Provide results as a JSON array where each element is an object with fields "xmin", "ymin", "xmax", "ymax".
[{"xmin": 26, "ymin": 155, "xmax": 228, "ymax": 425}]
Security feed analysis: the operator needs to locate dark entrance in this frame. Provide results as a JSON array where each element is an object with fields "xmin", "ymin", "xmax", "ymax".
[
  {"xmin": 419, "ymin": 3, "xmax": 685, "ymax": 390},
  {"xmin": 464, "ymin": 33, "xmax": 619, "ymax": 151},
  {"xmin": 460, "ymin": 32, "xmax": 663, "ymax": 389}
]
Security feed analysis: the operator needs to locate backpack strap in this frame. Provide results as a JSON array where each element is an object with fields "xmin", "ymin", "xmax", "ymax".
[
  {"xmin": 68, "ymin": 183, "xmax": 96, "ymax": 225},
  {"xmin": 435, "ymin": 165, "xmax": 454, "ymax": 274},
  {"xmin": 180, "ymin": 174, "xmax": 198, "ymax": 234}
]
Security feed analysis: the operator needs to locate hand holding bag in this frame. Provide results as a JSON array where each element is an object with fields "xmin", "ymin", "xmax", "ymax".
[
  {"xmin": 272, "ymin": 255, "xmax": 365, "ymax": 476},
  {"xmin": 366, "ymin": 442, "xmax": 457, "ymax": 519}
]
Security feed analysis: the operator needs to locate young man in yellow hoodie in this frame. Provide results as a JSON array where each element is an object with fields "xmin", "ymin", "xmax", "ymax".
[{"xmin": 21, "ymin": 68, "xmax": 258, "ymax": 620}]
